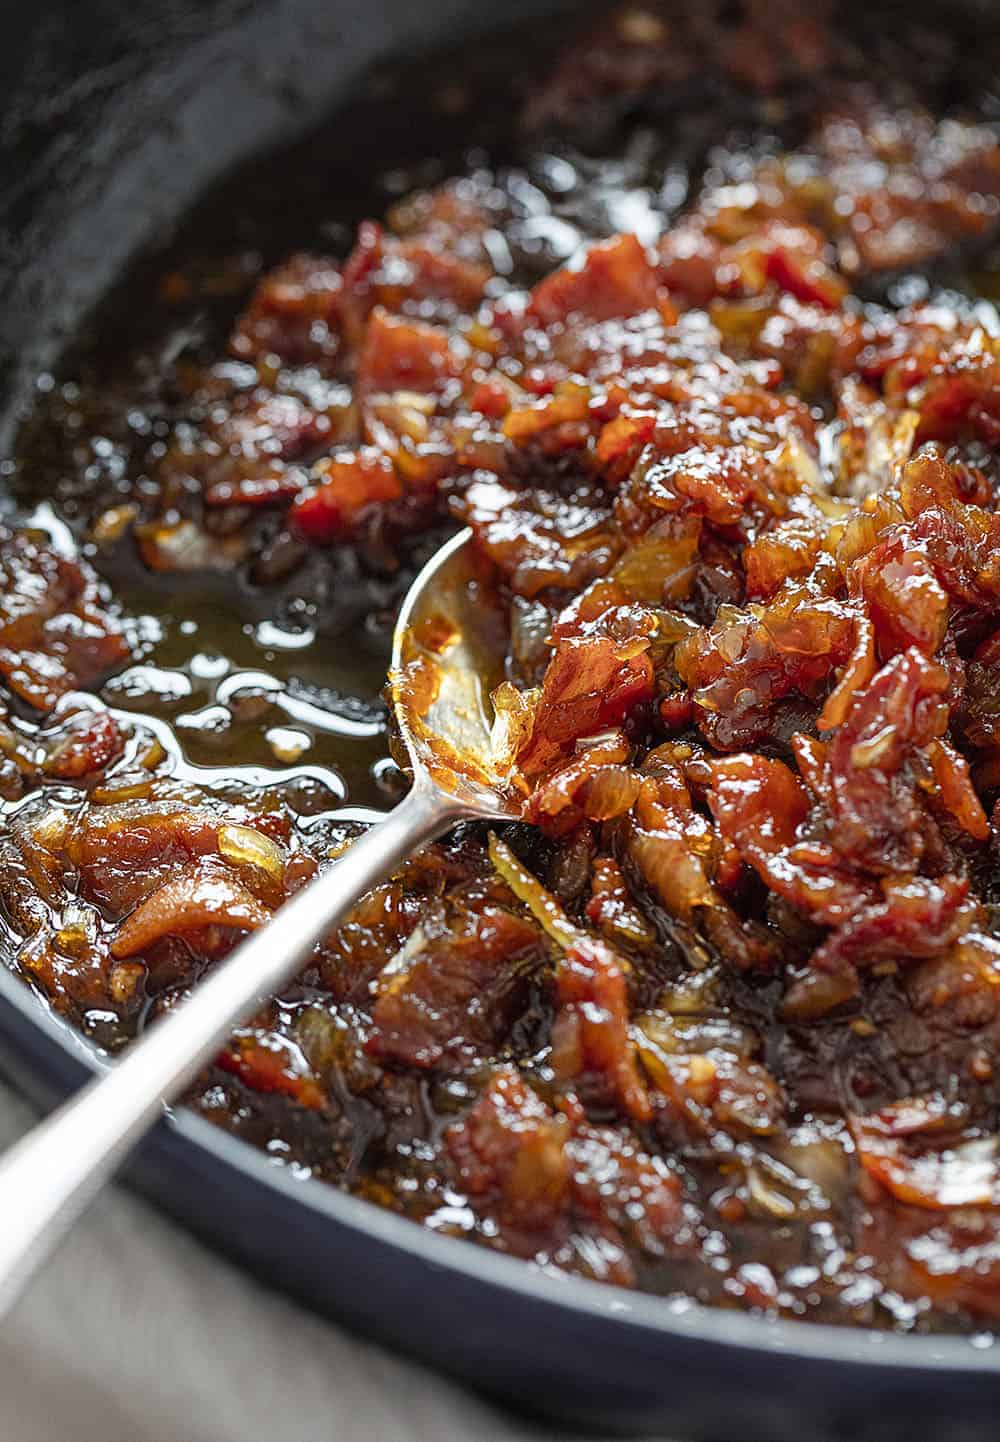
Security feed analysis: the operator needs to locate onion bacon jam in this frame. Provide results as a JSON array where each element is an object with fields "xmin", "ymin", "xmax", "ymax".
[{"xmin": 6, "ymin": 1, "xmax": 1000, "ymax": 1331}]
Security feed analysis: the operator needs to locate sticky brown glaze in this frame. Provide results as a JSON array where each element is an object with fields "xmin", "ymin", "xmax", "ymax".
[{"xmin": 5, "ymin": 1, "xmax": 1000, "ymax": 1333}]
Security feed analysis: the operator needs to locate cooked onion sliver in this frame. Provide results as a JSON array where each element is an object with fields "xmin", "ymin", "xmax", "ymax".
[
  {"xmin": 487, "ymin": 832, "xmax": 581, "ymax": 951},
  {"xmin": 111, "ymin": 861, "xmax": 271, "ymax": 957}
]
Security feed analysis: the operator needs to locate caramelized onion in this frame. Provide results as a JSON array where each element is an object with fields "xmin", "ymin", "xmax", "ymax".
[
  {"xmin": 851, "ymin": 1105, "xmax": 1000, "ymax": 1210},
  {"xmin": 218, "ymin": 823, "xmax": 287, "ymax": 885},
  {"xmin": 111, "ymin": 860, "xmax": 271, "ymax": 958}
]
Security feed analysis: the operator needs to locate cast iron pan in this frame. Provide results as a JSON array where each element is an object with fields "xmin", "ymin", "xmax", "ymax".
[{"xmin": 1, "ymin": 3, "xmax": 999, "ymax": 1437}]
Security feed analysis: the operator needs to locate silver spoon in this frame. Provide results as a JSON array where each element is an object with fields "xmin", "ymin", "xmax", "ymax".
[{"xmin": 0, "ymin": 525, "xmax": 520, "ymax": 1316}]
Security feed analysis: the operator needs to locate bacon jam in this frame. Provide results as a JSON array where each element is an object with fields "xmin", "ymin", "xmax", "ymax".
[{"xmin": 6, "ymin": 2, "xmax": 1000, "ymax": 1331}]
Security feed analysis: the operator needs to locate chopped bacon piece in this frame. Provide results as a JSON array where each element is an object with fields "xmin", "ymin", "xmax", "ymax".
[
  {"xmin": 550, "ymin": 936, "xmax": 651, "ymax": 1122},
  {"xmin": 461, "ymin": 478, "xmax": 621, "ymax": 599},
  {"xmin": 230, "ymin": 252, "xmax": 342, "ymax": 368},
  {"xmin": 291, "ymin": 448, "xmax": 402, "ymax": 542},
  {"xmin": 708, "ymin": 752, "xmax": 872, "ymax": 928},
  {"xmin": 445, "ymin": 1068, "xmax": 688, "ymax": 1282},
  {"xmin": 854, "ymin": 1099, "xmax": 1000, "ymax": 1318},
  {"xmin": 811, "ymin": 875, "xmax": 973, "ymax": 978},
  {"xmin": 445, "ymin": 1068, "xmax": 573, "ymax": 1239},
  {"xmin": 524, "ymin": 731, "xmax": 637, "ymax": 837},
  {"xmin": 820, "ymin": 647, "xmax": 951, "ymax": 874},
  {"xmin": 366, "ymin": 891, "xmax": 541, "ymax": 1069},
  {"xmin": 58, "ymin": 800, "xmax": 287, "ymax": 916},
  {"xmin": 528, "ymin": 234, "xmax": 661, "ymax": 327},
  {"xmin": 676, "ymin": 583, "xmax": 872, "ymax": 751},
  {"xmin": 864, "ymin": 1206, "xmax": 1000, "ymax": 1321},
  {"xmin": 41, "ymin": 708, "xmax": 124, "ymax": 781},
  {"xmin": 517, "ymin": 627, "xmax": 655, "ymax": 778},
  {"xmin": 218, "ymin": 1032, "xmax": 325, "ymax": 1110},
  {"xmin": 356, "ymin": 308, "xmax": 463, "ymax": 396},
  {"xmin": 763, "ymin": 231, "xmax": 846, "ymax": 311},
  {"xmin": 340, "ymin": 219, "xmax": 490, "ymax": 338},
  {"xmin": 0, "ymin": 530, "xmax": 131, "ymax": 711}
]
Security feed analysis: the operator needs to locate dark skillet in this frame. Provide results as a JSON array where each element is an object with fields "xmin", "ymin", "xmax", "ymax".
[{"xmin": 1, "ymin": 2, "xmax": 999, "ymax": 1437}]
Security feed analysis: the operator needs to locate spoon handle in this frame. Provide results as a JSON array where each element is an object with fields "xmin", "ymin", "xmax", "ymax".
[{"xmin": 0, "ymin": 778, "xmax": 462, "ymax": 1317}]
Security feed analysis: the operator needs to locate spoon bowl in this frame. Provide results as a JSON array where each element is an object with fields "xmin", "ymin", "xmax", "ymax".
[{"xmin": 391, "ymin": 526, "xmax": 520, "ymax": 818}]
